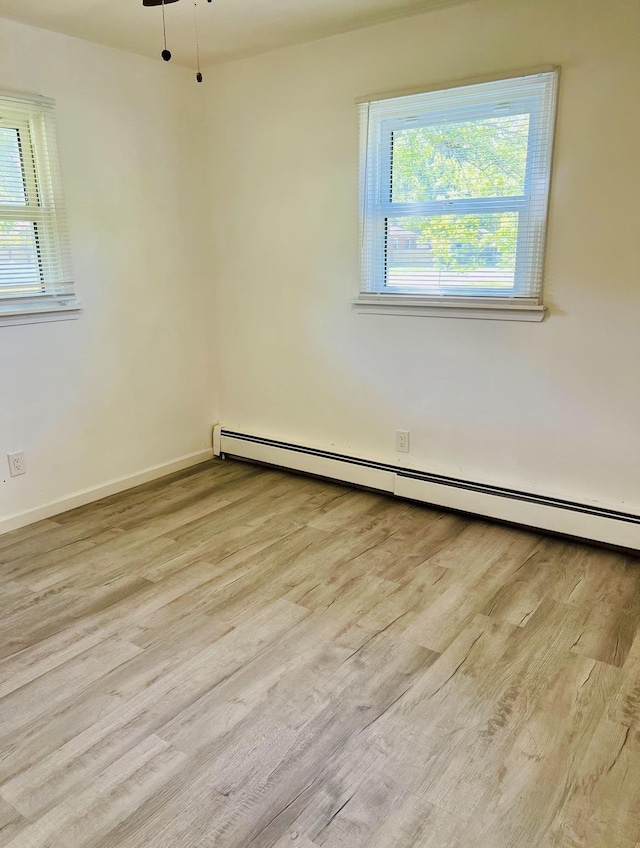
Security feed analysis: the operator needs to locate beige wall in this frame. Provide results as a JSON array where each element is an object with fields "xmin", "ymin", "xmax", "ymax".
[
  {"xmin": 2, "ymin": 0, "xmax": 637, "ymax": 528},
  {"xmin": 0, "ymin": 18, "xmax": 216, "ymax": 524},
  {"xmin": 204, "ymin": 0, "xmax": 640, "ymax": 511}
]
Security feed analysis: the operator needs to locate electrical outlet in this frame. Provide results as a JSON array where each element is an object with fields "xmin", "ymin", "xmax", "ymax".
[
  {"xmin": 396, "ymin": 430, "xmax": 410, "ymax": 453},
  {"xmin": 8, "ymin": 452, "xmax": 26, "ymax": 477}
]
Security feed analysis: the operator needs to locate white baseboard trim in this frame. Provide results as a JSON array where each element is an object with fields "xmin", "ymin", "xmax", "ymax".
[
  {"xmin": 0, "ymin": 448, "xmax": 214, "ymax": 537},
  {"xmin": 219, "ymin": 430, "xmax": 640, "ymax": 551}
]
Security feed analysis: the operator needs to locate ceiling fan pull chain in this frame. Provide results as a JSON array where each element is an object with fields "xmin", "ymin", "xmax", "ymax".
[
  {"xmin": 161, "ymin": 0, "xmax": 171, "ymax": 61},
  {"xmin": 143, "ymin": 0, "xmax": 212, "ymax": 75},
  {"xmin": 194, "ymin": 0, "xmax": 203, "ymax": 82}
]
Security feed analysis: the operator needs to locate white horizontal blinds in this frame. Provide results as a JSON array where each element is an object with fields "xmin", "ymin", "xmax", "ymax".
[
  {"xmin": 359, "ymin": 70, "xmax": 558, "ymax": 301},
  {"xmin": 0, "ymin": 94, "xmax": 74, "ymax": 301}
]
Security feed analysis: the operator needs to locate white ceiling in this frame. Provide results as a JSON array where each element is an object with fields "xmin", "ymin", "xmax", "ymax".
[{"xmin": 0, "ymin": 0, "xmax": 471, "ymax": 68}]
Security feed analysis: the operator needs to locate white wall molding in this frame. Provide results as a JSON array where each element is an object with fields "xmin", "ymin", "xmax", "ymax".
[
  {"xmin": 0, "ymin": 449, "xmax": 213, "ymax": 536},
  {"xmin": 219, "ymin": 429, "xmax": 640, "ymax": 551},
  {"xmin": 353, "ymin": 296, "xmax": 546, "ymax": 321}
]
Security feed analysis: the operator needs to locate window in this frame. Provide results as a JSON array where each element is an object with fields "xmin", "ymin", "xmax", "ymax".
[
  {"xmin": 357, "ymin": 69, "xmax": 558, "ymax": 320},
  {"xmin": 0, "ymin": 93, "xmax": 78, "ymax": 325}
]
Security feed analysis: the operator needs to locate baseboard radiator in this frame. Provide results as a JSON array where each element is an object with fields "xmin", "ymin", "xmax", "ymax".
[{"xmin": 216, "ymin": 428, "xmax": 640, "ymax": 551}]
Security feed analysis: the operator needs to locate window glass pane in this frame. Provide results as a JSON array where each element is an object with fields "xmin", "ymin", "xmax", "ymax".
[
  {"xmin": 0, "ymin": 127, "xmax": 27, "ymax": 205},
  {"xmin": 0, "ymin": 220, "xmax": 42, "ymax": 295},
  {"xmin": 390, "ymin": 114, "xmax": 530, "ymax": 203},
  {"xmin": 386, "ymin": 212, "xmax": 518, "ymax": 291}
]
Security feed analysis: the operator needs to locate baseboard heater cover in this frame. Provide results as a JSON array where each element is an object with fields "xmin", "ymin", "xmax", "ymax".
[{"xmin": 217, "ymin": 429, "xmax": 640, "ymax": 551}]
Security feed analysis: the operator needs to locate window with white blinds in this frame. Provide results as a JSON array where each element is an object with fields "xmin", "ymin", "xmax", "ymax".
[
  {"xmin": 0, "ymin": 93, "xmax": 77, "ymax": 323},
  {"xmin": 357, "ymin": 69, "xmax": 558, "ymax": 319}
]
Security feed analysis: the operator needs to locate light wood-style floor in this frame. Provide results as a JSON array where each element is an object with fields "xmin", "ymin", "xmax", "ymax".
[{"xmin": 1, "ymin": 459, "xmax": 639, "ymax": 848}]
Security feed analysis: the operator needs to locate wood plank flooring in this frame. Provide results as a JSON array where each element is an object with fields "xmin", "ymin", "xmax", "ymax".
[{"xmin": 1, "ymin": 458, "xmax": 639, "ymax": 848}]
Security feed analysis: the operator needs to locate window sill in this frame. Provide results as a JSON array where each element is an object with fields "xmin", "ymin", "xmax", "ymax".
[
  {"xmin": 353, "ymin": 294, "xmax": 546, "ymax": 322},
  {"xmin": 0, "ymin": 299, "xmax": 82, "ymax": 327}
]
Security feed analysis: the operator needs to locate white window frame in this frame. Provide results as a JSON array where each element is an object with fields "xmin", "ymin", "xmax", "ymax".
[
  {"xmin": 0, "ymin": 92, "xmax": 79, "ymax": 327},
  {"xmin": 355, "ymin": 68, "xmax": 559, "ymax": 321}
]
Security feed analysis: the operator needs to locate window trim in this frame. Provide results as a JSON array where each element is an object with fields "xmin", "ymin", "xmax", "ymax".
[
  {"xmin": 0, "ymin": 299, "xmax": 81, "ymax": 328},
  {"xmin": 355, "ymin": 67, "xmax": 559, "ymax": 320},
  {"xmin": 0, "ymin": 91, "xmax": 80, "ymax": 326},
  {"xmin": 354, "ymin": 294, "xmax": 546, "ymax": 322},
  {"xmin": 354, "ymin": 64, "xmax": 558, "ymax": 106}
]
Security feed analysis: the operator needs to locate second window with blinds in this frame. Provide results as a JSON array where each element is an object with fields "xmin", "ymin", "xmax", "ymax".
[
  {"xmin": 356, "ymin": 69, "xmax": 558, "ymax": 320},
  {"xmin": 0, "ymin": 93, "xmax": 77, "ymax": 325}
]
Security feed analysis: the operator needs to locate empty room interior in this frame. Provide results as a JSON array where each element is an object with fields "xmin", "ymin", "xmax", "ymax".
[{"xmin": 1, "ymin": 0, "xmax": 639, "ymax": 845}]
